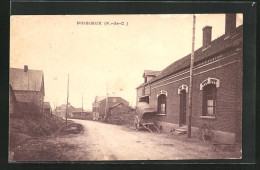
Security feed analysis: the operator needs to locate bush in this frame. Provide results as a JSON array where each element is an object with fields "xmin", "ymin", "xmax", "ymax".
[
  {"xmin": 9, "ymin": 112, "xmax": 65, "ymax": 150},
  {"xmin": 106, "ymin": 111, "xmax": 135, "ymax": 125}
]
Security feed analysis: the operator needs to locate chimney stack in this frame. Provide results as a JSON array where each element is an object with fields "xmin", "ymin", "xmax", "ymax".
[
  {"xmin": 202, "ymin": 26, "xmax": 212, "ymax": 48},
  {"xmin": 24, "ymin": 65, "xmax": 28, "ymax": 72},
  {"xmin": 225, "ymin": 13, "xmax": 236, "ymax": 35}
]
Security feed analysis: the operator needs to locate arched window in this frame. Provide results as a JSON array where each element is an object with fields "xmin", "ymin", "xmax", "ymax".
[
  {"xmin": 158, "ymin": 94, "xmax": 167, "ymax": 114},
  {"xmin": 202, "ymin": 84, "xmax": 217, "ymax": 116}
]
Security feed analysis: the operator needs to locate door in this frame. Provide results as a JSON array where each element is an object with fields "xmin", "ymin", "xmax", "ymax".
[{"xmin": 179, "ymin": 90, "xmax": 186, "ymax": 126}]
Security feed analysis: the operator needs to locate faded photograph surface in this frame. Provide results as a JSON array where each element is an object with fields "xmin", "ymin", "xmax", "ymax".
[{"xmin": 9, "ymin": 14, "xmax": 243, "ymax": 161}]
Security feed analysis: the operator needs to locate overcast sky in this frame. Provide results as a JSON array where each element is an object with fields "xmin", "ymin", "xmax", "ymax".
[{"xmin": 10, "ymin": 14, "xmax": 243, "ymax": 110}]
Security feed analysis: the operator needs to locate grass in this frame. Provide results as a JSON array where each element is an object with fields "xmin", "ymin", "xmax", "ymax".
[
  {"xmin": 11, "ymin": 139, "xmax": 78, "ymax": 162},
  {"xmin": 9, "ymin": 112, "xmax": 86, "ymax": 162},
  {"xmin": 9, "ymin": 113, "xmax": 65, "ymax": 160}
]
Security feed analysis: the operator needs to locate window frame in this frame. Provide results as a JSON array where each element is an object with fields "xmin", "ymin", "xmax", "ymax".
[
  {"xmin": 202, "ymin": 84, "xmax": 217, "ymax": 117},
  {"xmin": 157, "ymin": 94, "xmax": 167, "ymax": 115}
]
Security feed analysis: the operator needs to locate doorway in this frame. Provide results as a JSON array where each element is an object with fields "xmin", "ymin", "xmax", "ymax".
[{"xmin": 179, "ymin": 90, "xmax": 186, "ymax": 126}]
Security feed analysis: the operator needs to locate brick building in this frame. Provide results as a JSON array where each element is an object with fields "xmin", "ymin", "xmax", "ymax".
[
  {"xmin": 9, "ymin": 65, "xmax": 45, "ymax": 115},
  {"xmin": 92, "ymin": 95, "xmax": 130, "ymax": 118},
  {"xmin": 136, "ymin": 14, "xmax": 242, "ymax": 143}
]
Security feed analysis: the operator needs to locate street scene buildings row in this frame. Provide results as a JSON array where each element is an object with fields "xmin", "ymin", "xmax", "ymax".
[
  {"xmin": 9, "ymin": 14, "xmax": 243, "ymax": 145},
  {"xmin": 136, "ymin": 14, "xmax": 242, "ymax": 144}
]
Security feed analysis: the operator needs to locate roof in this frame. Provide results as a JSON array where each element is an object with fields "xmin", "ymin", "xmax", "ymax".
[
  {"xmin": 136, "ymin": 102, "xmax": 157, "ymax": 117},
  {"xmin": 137, "ymin": 25, "xmax": 243, "ymax": 88},
  {"xmin": 44, "ymin": 102, "xmax": 51, "ymax": 109},
  {"xmin": 109, "ymin": 103, "xmax": 123, "ymax": 109},
  {"xmin": 94, "ymin": 96, "xmax": 106, "ymax": 102},
  {"xmin": 143, "ymin": 70, "xmax": 161, "ymax": 78},
  {"xmin": 10, "ymin": 67, "xmax": 44, "ymax": 92}
]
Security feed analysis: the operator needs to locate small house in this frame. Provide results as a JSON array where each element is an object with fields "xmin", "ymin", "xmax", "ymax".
[
  {"xmin": 92, "ymin": 95, "xmax": 130, "ymax": 119},
  {"xmin": 9, "ymin": 65, "xmax": 45, "ymax": 115}
]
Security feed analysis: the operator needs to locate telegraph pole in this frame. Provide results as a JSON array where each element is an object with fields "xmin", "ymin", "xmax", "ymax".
[
  {"xmin": 104, "ymin": 81, "xmax": 108, "ymax": 122},
  {"xmin": 66, "ymin": 74, "xmax": 69, "ymax": 127},
  {"xmin": 187, "ymin": 14, "xmax": 196, "ymax": 138}
]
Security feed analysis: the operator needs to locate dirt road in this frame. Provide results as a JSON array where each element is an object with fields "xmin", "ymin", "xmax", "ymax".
[{"xmin": 52, "ymin": 119, "xmax": 241, "ymax": 161}]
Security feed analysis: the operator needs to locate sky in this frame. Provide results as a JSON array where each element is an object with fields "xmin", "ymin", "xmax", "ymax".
[{"xmin": 10, "ymin": 14, "xmax": 243, "ymax": 110}]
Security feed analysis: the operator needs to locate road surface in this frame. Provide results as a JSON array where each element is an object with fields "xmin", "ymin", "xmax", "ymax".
[{"xmin": 51, "ymin": 119, "xmax": 241, "ymax": 160}]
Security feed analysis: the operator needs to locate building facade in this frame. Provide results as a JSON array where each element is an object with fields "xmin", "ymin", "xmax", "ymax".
[
  {"xmin": 136, "ymin": 14, "xmax": 242, "ymax": 144},
  {"xmin": 92, "ymin": 96, "xmax": 130, "ymax": 118},
  {"xmin": 9, "ymin": 84, "xmax": 17, "ymax": 116}
]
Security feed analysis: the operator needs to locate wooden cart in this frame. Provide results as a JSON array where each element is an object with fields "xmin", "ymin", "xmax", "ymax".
[{"xmin": 134, "ymin": 102, "xmax": 160, "ymax": 133}]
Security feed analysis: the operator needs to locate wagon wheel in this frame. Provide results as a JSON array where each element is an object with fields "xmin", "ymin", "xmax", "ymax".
[
  {"xmin": 203, "ymin": 130, "xmax": 216, "ymax": 142},
  {"xmin": 196, "ymin": 128, "xmax": 204, "ymax": 140}
]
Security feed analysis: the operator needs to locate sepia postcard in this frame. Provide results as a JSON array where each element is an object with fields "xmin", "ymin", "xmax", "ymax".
[{"xmin": 9, "ymin": 13, "xmax": 244, "ymax": 162}]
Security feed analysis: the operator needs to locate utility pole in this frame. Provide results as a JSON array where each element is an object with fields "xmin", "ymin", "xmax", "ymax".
[
  {"xmin": 65, "ymin": 74, "xmax": 69, "ymax": 127},
  {"xmin": 104, "ymin": 81, "xmax": 108, "ymax": 121},
  {"xmin": 187, "ymin": 14, "xmax": 196, "ymax": 138}
]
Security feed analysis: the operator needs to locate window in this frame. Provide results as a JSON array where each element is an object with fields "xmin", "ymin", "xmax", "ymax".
[
  {"xmin": 158, "ymin": 94, "xmax": 167, "ymax": 114},
  {"xmin": 202, "ymin": 84, "xmax": 216, "ymax": 116},
  {"xmin": 139, "ymin": 96, "xmax": 149, "ymax": 104}
]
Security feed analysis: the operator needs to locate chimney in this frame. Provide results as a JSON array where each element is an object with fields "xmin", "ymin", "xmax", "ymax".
[
  {"xmin": 24, "ymin": 65, "xmax": 28, "ymax": 72},
  {"xmin": 225, "ymin": 13, "xmax": 236, "ymax": 35},
  {"xmin": 202, "ymin": 26, "xmax": 212, "ymax": 48}
]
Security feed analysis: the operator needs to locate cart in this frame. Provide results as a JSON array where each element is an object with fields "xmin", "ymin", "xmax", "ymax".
[{"xmin": 134, "ymin": 102, "xmax": 160, "ymax": 133}]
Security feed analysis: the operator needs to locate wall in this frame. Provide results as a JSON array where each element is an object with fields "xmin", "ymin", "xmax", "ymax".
[
  {"xmin": 99, "ymin": 97, "xmax": 130, "ymax": 116},
  {"xmin": 110, "ymin": 104, "xmax": 130, "ymax": 114},
  {"xmin": 14, "ymin": 91, "xmax": 44, "ymax": 113},
  {"xmin": 9, "ymin": 90, "xmax": 15, "ymax": 115}
]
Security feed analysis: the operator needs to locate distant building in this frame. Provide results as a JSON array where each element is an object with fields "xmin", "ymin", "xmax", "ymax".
[
  {"xmin": 92, "ymin": 96, "xmax": 130, "ymax": 119},
  {"xmin": 71, "ymin": 108, "xmax": 92, "ymax": 119},
  {"xmin": 43, "ymin": 102, "xmax": 51, "ymax": 115},
  {"xmin": 9, "ymin": 65, "xmax": 45, "ymax": 115},
  {"xmin": 109, "ymin": 103, "xmax": 130, "ymax": 115},
  {"xmin": 136, "ymin": 14, "xmax": 242, "ymax": 144},
  {"xmin": 54, "ymin": 104, "xmax": 74, "ymax": 118}
]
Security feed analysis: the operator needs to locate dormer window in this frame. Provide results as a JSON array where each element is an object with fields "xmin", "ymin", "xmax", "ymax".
[{"xmin": 143, "ymin": 70, "xmax": 161, "ymax": 83}]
